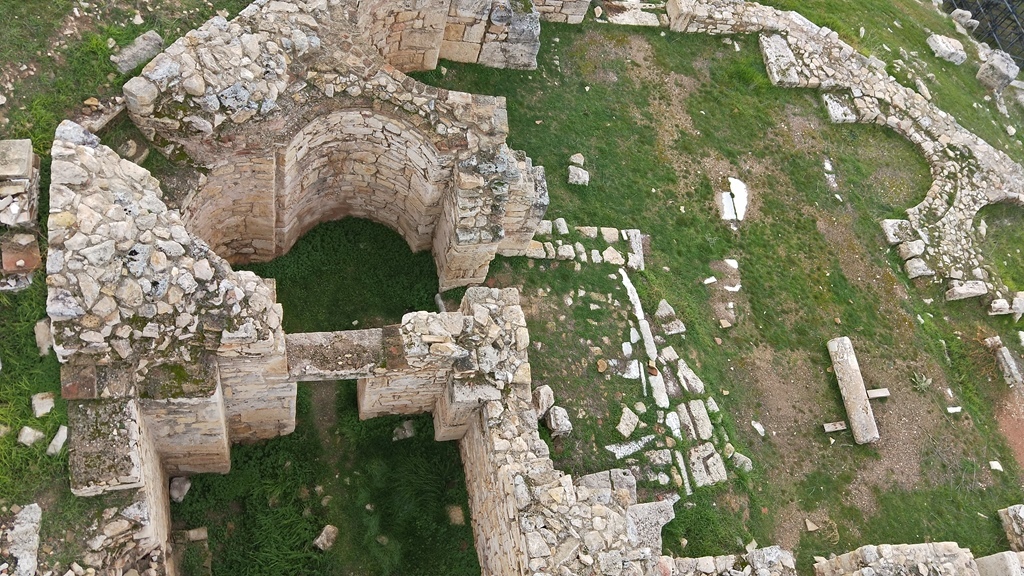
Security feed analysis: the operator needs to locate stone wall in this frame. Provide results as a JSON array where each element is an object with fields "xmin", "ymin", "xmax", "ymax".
[{"xmin": 122, "ymin": 0, "xmax": 548, "ymax": 290}]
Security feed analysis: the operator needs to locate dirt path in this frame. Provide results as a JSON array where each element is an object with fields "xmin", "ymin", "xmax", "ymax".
[
  {"xmin": 309, "ymin": 383, "xmax": 340, "ymax": 466},
  {"xmin": 996, "ymin": 393, "xmax": 1024, "ymax": 469}
]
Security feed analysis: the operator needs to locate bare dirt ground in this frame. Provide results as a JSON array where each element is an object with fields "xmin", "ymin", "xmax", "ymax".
[{"xmin": 996, "ymin": 394, "xmax": 1024, "ymax": 468}]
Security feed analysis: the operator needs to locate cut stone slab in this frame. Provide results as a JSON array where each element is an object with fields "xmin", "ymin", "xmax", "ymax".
[
  {"xmin": 826, "ymin": 337, "xmax": 879, "ymax": 444},
  {"xmin": 978, "ymin": 49, "xmax": 1020, "ymax": 92},
  {"xmin": 866, "ymin": 388, "xmax": 890, "ymax": 399},
  {"xmin": 602, "ymin": 246, "xmax": 625, "ymax": 266},
  {"xmin": 0, "ymin": 139, "xmax": 33, "ymax": 179},
  {"xmin": 927, "ymin": 34, "xmax": 967, "ymax": 65},
  {"xmin": 676, "ymin": 404, "xmax": 695, "ymax": 440},
  {"xmin": 649, "ymin": 372, "xmax": 669, "ymax": 409},
  {"xmin": 605, "ymin": 434, "xmax": 656, "ymax": 459},
  {"xmin": 676, "ymin": 360, "xmax": 705, "ymax": 394},
  {"xmin": 569, "ymin": 153, "xmax": 585, "ymax": 166},
  {"xmin": 687, "ymin": 399, "xmax": 713, "ymax": 440},
  {"xmin": 881, "ymin": 219, "xmax": 913, "ymax": 245},
  {"xmin": 655, "ymin": 299, "xmax": 676, "ymax": 321},
  {"xmin": 688, "ymin": 442, "xmax": 727, "ymax": 487},
  {"xmin": 897, "ymin": 240, "xmax": 926, "ymax": 261},
  {"xmin": 760, "ymin": 34, "xmax": 801, "ymax": 87},
  {"xmin": 46, "ymin": 425, "xmax": 68, "ymax": 456},
  {"xmin": 110, "ymin": 30, "xmax": 164, "ymax": 74},
  {"xmin": 945, "ymin": 281, "xmax": 988, "ymax": 300},
  {"xmin": 823, "ymin": 421, "xmax": 848, "ymax": 433},
  {"xmin": 31, "ymin": 392, "xmax": 54, "ymax": 418},
  {"xmin": 998, "ymin": 504, "xmax": 1024, "ymax": 552},
  {"xmin": 822, "ymin": 93, "xmax": 858, "ymax": 123},
  {"xmin": 625, "ymin": 500, "xmax": 675, "ymax": 552},
  {"xmin": 616, "ymin": 406, "xmax": 640, "ymax": 438}
]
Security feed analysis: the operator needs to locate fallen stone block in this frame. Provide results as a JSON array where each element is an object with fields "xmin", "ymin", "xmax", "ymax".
[
  {"xmin": 111, "ymin": 30, "xmax": 164, "ymax": 74},
  {"xmin": 905, "ymin": 257, "xmax": 935, "ymax": 279},
  {"xmin": 545, "ymin": 405, "xmax": 573, "ymax": 437},
  {"xmin": 760, "ymin": 34, "xmax": 801, "ymax": 87},
  {"xmin": 568, "ymin": 165, "xmax": 590, "ymax": 186},
  {"xmin": 169, "ymin": 476, "xmax": 192, "ymax": 503},
  {"xmin": 17, "ymin": 426, "xmax": 44, "ymax": 446},
  {"xmin": 823, "ymin": 421, "xmax": 848, "ymax": 433},
  {"xmin": 927, "ymin": 34, "xmax": 967, "ymax": 65},
  {"xmin": 10, "ymin": 503, "xmax": 41, "ymax": 576},
  {"xmin": 822, "ymin": 93, "xmax": 858, "ymax": 123},
  {"xmin": 880, "ymin": 219, "xmax": 913, "ymax": 245},
  {"xmin": 978, "ymin": 50, "xmax": 1020, "ymax": 92},
  {"xmin": 998, "ymin": 504, "xmax": 1024, "ymax": 552},
  {"xmin": 826, "ymin": 337, "xmax": 879, "ymax": 444},
  {"xmin": 605, "ymin": 434, "xmax": 656, "ymax": 459},
  {"xmin": 688, "ymin": 442, "xmax": 727, "ymax": 487},
  {"xmin": 533, "ymin": 384, "xmax": 554, "ymax": 418},
  {"xmin": 616, "ymin": 405, "xmax": 639, "ymax": 438},
  {"xmin": 945, "ymin": 280, "xmax": 987, "ymax": 300}
]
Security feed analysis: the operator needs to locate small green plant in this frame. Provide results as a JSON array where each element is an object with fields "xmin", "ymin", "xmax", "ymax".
[{"xmin": 910, "ymin": 372, "xmax": 932, "ymax": 392}]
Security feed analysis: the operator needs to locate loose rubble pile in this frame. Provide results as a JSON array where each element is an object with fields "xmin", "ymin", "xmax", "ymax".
[
  {"xmin": 813, "ymin": 542, "xmax": 982, "ymax": 576},
  {"xmin": 0, "ymin": 139, "xmax": 41, "ymax": 292}
]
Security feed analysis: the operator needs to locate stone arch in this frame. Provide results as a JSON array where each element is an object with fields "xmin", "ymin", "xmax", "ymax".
[{"xmin": 275, "ymin": 109, "xmax": 450, "ymax": 257}]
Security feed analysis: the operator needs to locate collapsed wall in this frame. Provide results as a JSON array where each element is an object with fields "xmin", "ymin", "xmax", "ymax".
[{"xmin": 121, "ymin": 0, "xmax": 548, "ymax": 290}]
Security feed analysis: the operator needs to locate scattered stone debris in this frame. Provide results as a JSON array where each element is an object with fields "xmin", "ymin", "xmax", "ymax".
[
  {"xmin": 569, "ymin": 152, "xmax": 585, "ymax": 166},
  {"xmin": 616, "ymin": 405, "xmax": 640, "ymax": 438},
  {"xmin": 926, "ymin": 34, "xmax": 967, "ymax": 65},
  {"xmin": 545, "ymin": 405, "xmax": 573, "ymax": 437},
  {"xmin": 718, "ymin": 177, "xmax": 749, "ymax": 226},
  {"xmin": 17, "ymin": 427, "xmax": 44, "ymax": 447},
  {"xmin": 977, "ymin": 49, "xmax": 1020, "ymax": 93},
  {"xmin": 46, "ymin": 425, "xmax": 68, "ymax": 456}
]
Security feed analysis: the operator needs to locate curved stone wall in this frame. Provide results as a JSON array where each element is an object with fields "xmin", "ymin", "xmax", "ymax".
[{"xmin": 277, "ymin": 109, "xmax": 448, "ymax": 254}]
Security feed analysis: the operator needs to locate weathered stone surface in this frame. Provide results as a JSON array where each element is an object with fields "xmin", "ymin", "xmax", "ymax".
[
  {"xmin": 545, "ymin": 405, "xmax": 573, "ymax": 437},
  {"xmin": 31, "ymin": 392, "xmax": 55, "ymax": 418},
  {"xmin": 927, "ymin": 35, "xmax": 966, "ymax": 65},
  {"xmin": 568, "ymin": 165, "xmax": 590, "ymax": 186},
  {"xmin": 533, "ymin": 384, "xmax": 554, "ymax": 418},
  {"xmin": 10, "ymin": 503, "xmax": 41, "ymax": 576},
  {"xmin": 314, "ymin": 525, "xmax": 338, "ymax": 551},
  {"xmin": 978, "ymin": 50, "xmax": 1020, "ymax": 92},
  {"xmin": 169, "ymin": 477, "xmax": 192, "ymax": 503},
  {"xmin": 946, "ymin": 281, "xmax": 988, "ymax": 300},
  {"xmin": 17, "ymin": 426, "xmax": 44, "ymax": 446},
  {"xmin": 827, "ymin": 337, "xmax": 879, "ymax": 444},
  {"xmin": 46, "ymin": 425, "xmax": 68, "ymax": 456},
  {"xmin": 616, "ymin": 405, "xmax": 639, "ymax": 438},
  {"xmin": 111, "ymin": 30, "xmax": 164, "ymax": 74}
]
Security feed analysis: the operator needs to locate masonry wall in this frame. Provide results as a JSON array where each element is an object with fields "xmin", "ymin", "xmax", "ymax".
[
  {"xmin": 359, "ymin": 0, "xmax": 452, "ymax": 71},
  {"xmin": 276, "ymin": 109, "xmax": 449, "ymax": 255},
  {"xmin": 356, "ymin": 370, "xmax": 449, "ymax": 419},
  {"xmin": 458, "ymin": 408, "xmax": 529, "ymax": 576},
  {"xmin": 139, "ymin": 383, "xmax": 232, "ymax": 475},
  {"xmin": 218, "ymin": 326, "xmax": 297, "ymax": 442},
  {"xmin": 183, "ymin": 156, "xmax": 277, "ymax": 264}
]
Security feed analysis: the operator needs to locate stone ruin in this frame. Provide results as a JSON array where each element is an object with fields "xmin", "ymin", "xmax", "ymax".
[
  {"xmin": 0, "ymin": 139, "xmax": 42, "ymax": 292},
  {"xmin": 18, "ymin": 0, "xmax": 1024, "ymax": 574}
]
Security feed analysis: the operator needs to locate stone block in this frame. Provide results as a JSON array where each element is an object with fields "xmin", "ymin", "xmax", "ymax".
[
  {"xmin": 0, "ymin": 139, "xmax": 34, "ymax": 179},
  {"xmin": 978, "ymin": 50, "xmax": 1020, "ymax": 92},
  {"xmin": 927, "ymin": 34, "xmax": 967, "ymax": 65},
  {"xmin": 945, "ymin": 280, "xmax": 987, "ymax": 300},
  {"xmin": 760, "ymin": 34, "xmax": 801, "ymax": 87},
  {"xmin": 111, "ymin": 30, "xmax": 164, "ymax": 74},
  {"xmin": 826, "ymin": 337, "xmax": 879, "ymax": 444}
]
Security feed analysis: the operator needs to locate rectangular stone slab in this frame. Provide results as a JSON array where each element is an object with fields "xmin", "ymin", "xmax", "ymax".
[
  {"xmin": 826, "ymin": 337, "xmax": 879, "ymax": 444},
  {"xmin": 823, "ymin": 421, "xmax": 848, "ymax": 433},
  {"xmin": 866, "ymin": 388, "xmax": 890, "ymax": 399},
  {"xmin": 286, "ymin": 328, "xmax": 385, "ymax": 381},
  {"xmin": 0, "ymin": 139, "xmax": 33, "ymax": 179}
]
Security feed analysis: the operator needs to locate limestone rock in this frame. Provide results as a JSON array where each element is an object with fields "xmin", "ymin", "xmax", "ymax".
[
  {"xmin": 111, "ymin": 30, "xmax": 164, "ymax": 74},
  {"xmin": 10, "ymin": 503, "xmax": 41, "ymax": 576},
  {"xmin": 545, "ymin": 405, "xmax": 573, "ymax": 437},
  {"xmin": 169, "ymin": 477, "xmax": 192, "ymax": 503},
  {"xmin": 945, "ymin": 281, "xmax": 987, "ymax": 300},
  {"xmin": 17, "ymin": 426, "xmax": 44, "ymax": 446},
  {"xmin": 904, "ymin": 258, "xmax": 935, "ymax": 279},
  {"xmin": 978, "ymin": 50, "xmax": 1020, "ymax": 92},
  {"xmin": 568, "ymin": 165, "xmax": 590, "ymax": 186},
  {"xmin": 46, "ymin": 425, "xmax": 68, "ymax": 456},
  {"xmin": 926, "ymin": 35, "xmax": 966, "ymax": 65},
  {"xmin": 31, "ymin": 392, "xmax": 55, "ymax": 418},
  {"xmin": 313, "ymin": 524, "xmax": 338, "ymax": 551},
  {"xmin": 532, "ymin": 384, "xmax": 554, "ymax": 418},
  {"xmin": 616, "ymin": 406, "xmax": 639, "ymax": 438},
  {"xmin": 569, "ymin": 153, "xmax": 585, "ymax": 166}
]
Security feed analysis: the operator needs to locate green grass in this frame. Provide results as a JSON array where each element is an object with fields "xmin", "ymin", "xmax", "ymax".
[{"xmin": 240, "ymin": 219, "xmax": 447, "ymax": 331}]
